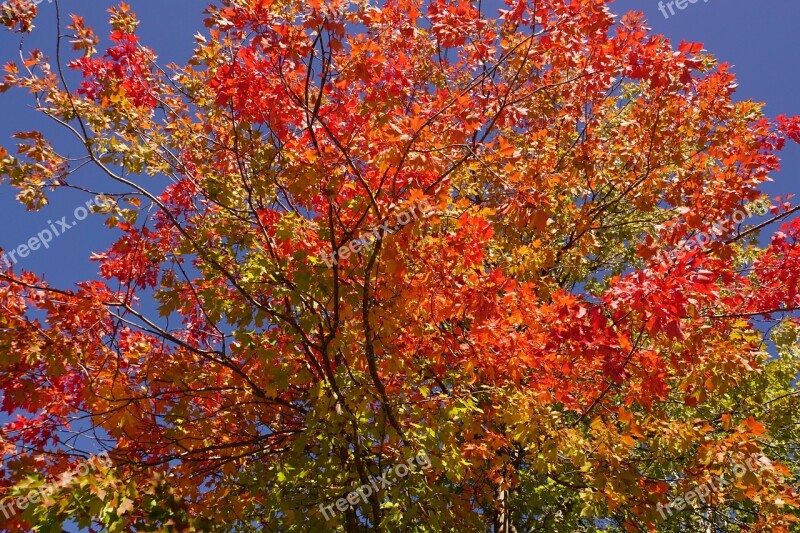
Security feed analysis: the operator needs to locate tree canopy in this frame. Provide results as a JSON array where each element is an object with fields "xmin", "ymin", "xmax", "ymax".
[{"xmin": 1, "ymin": 0, "xmax": 800, "ymax": 531}]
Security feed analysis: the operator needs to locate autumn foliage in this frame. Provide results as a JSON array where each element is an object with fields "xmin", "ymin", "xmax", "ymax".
[{"xmin": 1, "ymin": 0, "xmax": 800, "ymax": 531}]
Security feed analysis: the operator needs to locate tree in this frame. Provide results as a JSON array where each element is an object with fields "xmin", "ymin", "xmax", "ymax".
[{"xmin": 1, "ymin": 0, "xmax": 799, "ymax": 530}]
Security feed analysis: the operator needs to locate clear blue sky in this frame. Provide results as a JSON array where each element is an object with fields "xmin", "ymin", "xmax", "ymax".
[
  {"xmin": 0, "ymin": 1, "xmax": 206, "ymax": 286},
  {"xmin": 613, "ymin": 0, "xmax": 800, "ymax": 202}
]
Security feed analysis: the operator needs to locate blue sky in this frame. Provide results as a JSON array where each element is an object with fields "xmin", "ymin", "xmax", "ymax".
[
  {"xmin": 0, "ymin": 1, "xmax": 206, "ymax": 287},
  {"xmin": 0, "ymin": 0, "xmax": 798, "ymax": 530},
  {"xmin": 613, "ymin": 0, "xmax": 800, "ymax": 201}
]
